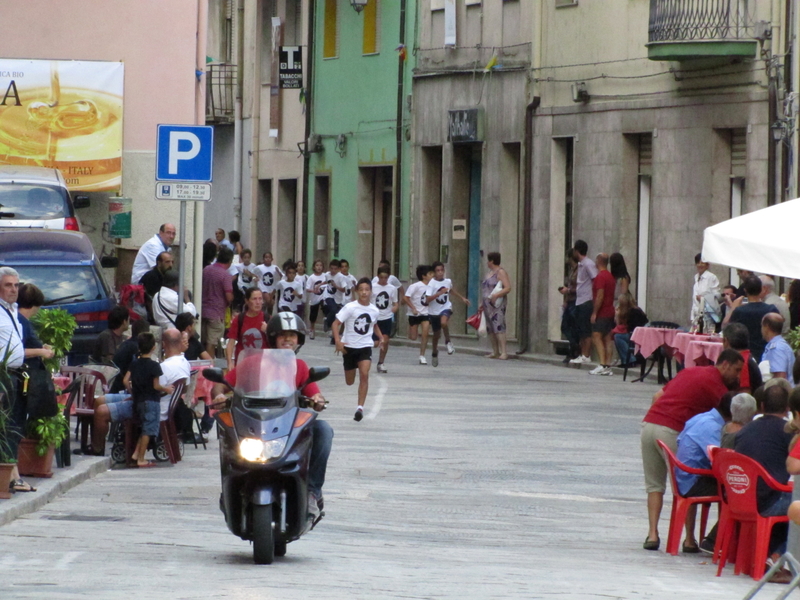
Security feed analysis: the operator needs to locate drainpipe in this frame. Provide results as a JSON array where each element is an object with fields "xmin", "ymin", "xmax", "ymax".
[
  {"xmin": 516, "ymin": 96, "xmax": 540, "ymax": 355},
  {"xmin": 233, "ymin": 0, "xmax": 244, "ymax": 232},
  {"xmin": 191, "ymin": 0, "xmax": 208, "ymax": 316},
  {"xmin": 393, "ymin": 0, "xmax": 407, "ymax": 277},
  {"xmin": 302, "ymin": 0, "xmax": 315, "ymax": 259}
]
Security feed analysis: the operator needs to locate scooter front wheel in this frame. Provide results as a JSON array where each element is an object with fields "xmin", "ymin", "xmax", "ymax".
[{"xmin": 252, "ymin": 505, "xmax": 275, "ymax": 565}]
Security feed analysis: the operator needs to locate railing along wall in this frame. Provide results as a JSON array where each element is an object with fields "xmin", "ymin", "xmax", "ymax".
[
  {"xmin": 649, "ymin": 0, "xmax": 752, "ymax": 42},
  {"xmin": 206, "ymin": 63, "xmax": 237, "ymax": 124}
]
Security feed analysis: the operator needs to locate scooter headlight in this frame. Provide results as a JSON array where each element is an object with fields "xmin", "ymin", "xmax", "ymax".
[{"xmin": 239, "ymin": 436, "xmax": 288, "ymax": 462}]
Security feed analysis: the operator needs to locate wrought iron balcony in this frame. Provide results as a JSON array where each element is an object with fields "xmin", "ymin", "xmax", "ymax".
[
  {"xmin": 647, "ymin": 0, "xmax": 759, "ymax": 61},
  {"xmin": 206, "ymin": 63, "xmax": 237, "ymax": 124}
]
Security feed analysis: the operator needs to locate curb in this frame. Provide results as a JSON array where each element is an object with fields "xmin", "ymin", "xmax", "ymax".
[{"xmin": 0, "ymin": 456, "xmax": 112, "ymax": 527}]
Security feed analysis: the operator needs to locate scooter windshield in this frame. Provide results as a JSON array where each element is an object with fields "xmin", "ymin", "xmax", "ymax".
[{"xmin": 233, "ymin": 349, "xmax": 298, "ymax": 400}]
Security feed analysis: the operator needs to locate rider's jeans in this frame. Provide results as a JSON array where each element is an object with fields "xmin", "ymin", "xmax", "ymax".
[{"xmin": 308, "ymin": 419, "xmax": 334, "ymax": 498}]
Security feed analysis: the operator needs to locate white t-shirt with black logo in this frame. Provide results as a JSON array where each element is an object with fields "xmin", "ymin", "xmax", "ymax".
[
  {"xmin": 277, "ymin": 280, "xmax": 304, "ymax": 312},
  {"xmin": 341, "ymin": 274, "xmax": 358, "ymax": 303},
  {"xmin": 254, "ymin": 264, "xmax": 282, "ymax": 293},
  {"xmin": 322, "ymin": 271, "xmax": 337, "ymax": 302},
  {"xmin": 426, "ymin": 278, "xmax": 452, "ymax": 316},
  {"xmin": 405, "ymin": 281, "xmax": 429, "ymax": 316},
  {"xmin": 371, "ymin": 284, "xmax": 398, "ymax": 321},
  {"xmin": 336, "ymin": 301, "xmax": 379, "ymax": 348},
  {"xmin": 306, "ymin": 273, "xmax": 327, "ymax": 305}
]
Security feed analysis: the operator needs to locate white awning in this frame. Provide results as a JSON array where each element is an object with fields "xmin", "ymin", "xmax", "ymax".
[{"xmin": 701, "ymin": 199, "xmax": 800, "ymax": 280}]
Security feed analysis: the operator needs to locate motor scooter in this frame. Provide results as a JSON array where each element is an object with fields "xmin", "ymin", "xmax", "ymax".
[{"xmin": 203, "ymin": 348, "xmax": 329, "ymax": 564}]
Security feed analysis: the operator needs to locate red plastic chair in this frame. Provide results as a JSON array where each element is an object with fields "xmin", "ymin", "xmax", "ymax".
[
  {"xmin": 60, "ymin": 366, "xmax": 108, "ymax": 454},
  {"xmin": 712, "ymin": 449, "xmax": 792, "ymax": 580},
  {"xmin": 657, "ymin": 439, "xmax": 720, "ymax": 555}
]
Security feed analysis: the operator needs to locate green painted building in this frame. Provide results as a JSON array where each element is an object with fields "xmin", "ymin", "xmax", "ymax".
[{"xmin": 307, "ymin": 0, "xmax": 415, "ymax": 281}]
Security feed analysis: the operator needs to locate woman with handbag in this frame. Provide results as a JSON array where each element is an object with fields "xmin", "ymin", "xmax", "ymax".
[{"xmin": 481, "ymin": 252, "xmax": 512, "ymax": 360}]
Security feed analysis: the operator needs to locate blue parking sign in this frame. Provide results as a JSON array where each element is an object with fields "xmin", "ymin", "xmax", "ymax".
[{"xmin": 156, "ymin": 125, "xmax": 214, "ymax": 182}]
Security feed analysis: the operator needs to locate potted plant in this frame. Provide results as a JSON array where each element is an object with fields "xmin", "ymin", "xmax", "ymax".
[
  {"xmin": 31, "ymin": 308, "xmax": 76, "ymax": 373},
  {"xmin": 0, "ymin": 399, "xmax": 16, "ymax": 499},
  {"xmin": 17, "ymin": 411, "xmax": 69, "ymax": 478}
]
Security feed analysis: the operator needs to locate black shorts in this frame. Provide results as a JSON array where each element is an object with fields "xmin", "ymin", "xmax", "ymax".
[
  {"xmin": 309, "ymin": 303, "xmax": 321, "ymax": 322},
  {"xmin": 377, "ymin": 318, "xmax": 392, "ymax": 337},
  {"xmin": 343, "ymin": 346, "xmax": 372, "ymax": 371},
  {"xmin": 408, "ymin": 315, "xmax": 428, "ymax": 327},
  {"xmin": 592, "ymin": 316, "xmax": 615, "ymax": 336}
]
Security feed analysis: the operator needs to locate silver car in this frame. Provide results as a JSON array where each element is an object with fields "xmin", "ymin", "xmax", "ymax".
[{"xmin": 0, "ymin": 165, "xmax": 89, "ymax": 230}]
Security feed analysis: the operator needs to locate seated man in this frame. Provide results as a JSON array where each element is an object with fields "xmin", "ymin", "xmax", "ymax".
[
  {"xmin": 153, "ymin": 270, "xmax": 198, "ymax": 329},
  {"xmin": 721, "ymin": 322, "xmax": 762, "ymax": 393},
  {"xmin": 675, "ymin": 393, "xmax": 733, "ymax": 553},
  {"xmin": 92, "ymin": 306, "xmax": 130, "ymax": 365},
  {"xmin": 212, "ymin": 312, "xmax": 333, "ymax": 523},
  {"xmin": 734, "ymin": 385, "xmax": 794, "ymax": 568},
  {"xmin": 721, "ymin": 393, "xmax": 757, "ymax": 449},
  {"xmin": 91, "ymin": 328, "xmax": 189, "ymax": 455},
  {"xmin": 761, "ymin": 313, "xmax": 795, "ymax": 383}
]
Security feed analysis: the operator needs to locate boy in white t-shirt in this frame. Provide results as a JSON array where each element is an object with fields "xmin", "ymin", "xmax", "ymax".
[
  {"xmin": 276, "ymin": 262, "xmax": 305, "ymax": 318},
  {"xmin": 254, "ymin": 252, "xmax": 283, "ymax": 316},
  {"xmin": 371, "ymin": 266, "xmax": 398, "ymax": 373},
  {"xmin": 322, "ymin": 259, "xmax": 341, "ymax": 334},
  {"xmin": 404, "ymin": 264, "xmax": 434, "ymax": 365},
  {"xmin": 339, "ymin": 259, "xmax": 359, "ymax": 304},
  {"xmin": 426, "ymin": 261, "xmax": 470, "ymax": 367},
  {"xmin": 305, "ymin": 259, "xmax": 327, "ymax": 339},
  {"xmin": 371, "ymin": 259, "xmax": 404, "ymax": 337},
  {"xmin": 333, "ymin": 278, "xmax": 384, "ymax": 422}
]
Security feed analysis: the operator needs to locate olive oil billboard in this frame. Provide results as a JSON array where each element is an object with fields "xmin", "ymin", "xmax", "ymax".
[{"xmin": 0, "ymin": 59, "xmax": 123, "ymax": 192}]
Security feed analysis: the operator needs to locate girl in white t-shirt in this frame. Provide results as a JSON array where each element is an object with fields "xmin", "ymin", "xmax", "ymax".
[
  {"xmin": 404, "ymin": 264, "xmax": 435, "ymax": 365},
  {"xmin": 305, "ymin": 259, "xmax": 327, "ymax": 339},
  {"xmin": 276, "ymin": 263, "xmax": 305, "ymax": 318},
  {"xmin": 333, "ymin": 278, "xmax": 383, "ymax": 422}
]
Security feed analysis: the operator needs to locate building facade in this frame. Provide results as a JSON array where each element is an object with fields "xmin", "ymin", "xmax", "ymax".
[{"xmin": 306, "ymin": 0, "xmax": 416, "ymax": 280}]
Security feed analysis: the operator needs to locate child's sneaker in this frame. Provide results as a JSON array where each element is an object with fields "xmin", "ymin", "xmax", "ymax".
[
  {"xmin": 418, "ymin": 356, "xmax": 427, "ymax": 365},
  {"xmin": 377, "ymin": 363, "xmax": 387, "ymax": 373},
  {"xmin": 354, "ymin": 408, "xmax": 364, "ymax": 422},
  {"xmin": 446, "ymin": 341, "xmax": 455, "ymax": 355}
]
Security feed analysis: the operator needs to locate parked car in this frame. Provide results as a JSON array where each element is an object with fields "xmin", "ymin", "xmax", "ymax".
[
  {"xmin": 0, "ymin": 230, "xmax": 116, "ymax": 364},
  {"xmin": 0, "ymin": 165, "xmax": 89, "ymax": 231}
]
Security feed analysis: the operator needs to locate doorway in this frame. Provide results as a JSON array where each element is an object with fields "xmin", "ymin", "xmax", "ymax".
[
  {"xmin": 314, "ymin": 175, "xmax": 330, "ymax": 264},
  {"xmin": 357, "ymin": 166, "xmax": 394, "ymax": 276},
  {"xmin": 256, "ymin": 179, "xmax": 273, "ymax": 256},
  {"xmin": 276, "ymin": 178, "xmax": 297, "ymax": 263}
]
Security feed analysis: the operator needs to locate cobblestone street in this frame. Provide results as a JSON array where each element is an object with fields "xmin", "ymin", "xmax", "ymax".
[{"xmin": 0, "ymin": 342, "xmax": 761, "ymax": 599}]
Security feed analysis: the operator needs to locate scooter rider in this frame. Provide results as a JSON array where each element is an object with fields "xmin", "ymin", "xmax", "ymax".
[{"xmin": 212, "ymin": 312, "xmax": 333, "ymax": 523}]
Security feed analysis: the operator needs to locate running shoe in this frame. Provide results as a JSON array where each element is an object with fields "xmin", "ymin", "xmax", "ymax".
[
  {"xmin": 599, "ymin": 367, "xmax": 614, "ymax": 376},
  {"xmin": 419, "ymin": 356, "xmax": 427, "ymax": 365},
  {"xmin": 354, "ymin": 409, "xmax": 363, "ymax": 422},
  {"xmin": 446, "ymin": 341, "xmax": 455, "ymax": 355},
  {"xmin": 569, "ymin": 355, "xmax": 591, "ymax": 364},
  {"xmin": 432, "ymin": 354, "xmax": 438, "ymax": 367},
  {"xmin": 377, "ymin": 363, "xmax": 387, "ymax": 373},
  {"xmin": 309, "ymin": 329, "xmax": 315, "ymax": 340}
]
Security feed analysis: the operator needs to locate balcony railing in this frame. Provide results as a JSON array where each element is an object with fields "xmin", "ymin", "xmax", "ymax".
[
  {"xmin": 649, "ymin": 0, "xmax": 752, "ymax": 42},
  {"xmin": 206, "ymin": 63, "xmax": 237, "ymax": 124}
]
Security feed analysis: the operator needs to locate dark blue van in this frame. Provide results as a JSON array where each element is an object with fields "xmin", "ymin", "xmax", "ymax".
[{"xmin": 0, "ymin": 230, "xmax": 116, "ymax": 364}]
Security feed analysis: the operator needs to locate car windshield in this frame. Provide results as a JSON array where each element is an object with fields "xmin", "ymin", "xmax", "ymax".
[
  {"xmin": 12, "ymin": 265, "xmax": 106, "ymax": 304},
  {"xmin": 0, "ymin": 184, "xmax": 67, "ymax": 219},
  {"xmin": 233, "ymin": 349, "xmax": 297, "ymax": 399}
]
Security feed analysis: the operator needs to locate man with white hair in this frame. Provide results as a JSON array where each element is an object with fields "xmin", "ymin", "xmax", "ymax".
[
  {"xmin": 131, "ymin": 223, "xmax": 176, "ymax": 285},
  {"xmin": 760, "ymin": 275, "xmax": 790, "ymax": 334},
  {"xmin": 0, "ymin": 267, "xmax": 36, "ymax": 492}
]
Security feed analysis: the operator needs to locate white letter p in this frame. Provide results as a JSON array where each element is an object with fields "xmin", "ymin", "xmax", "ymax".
[{"xmin": 168, "ymin": 131, "xmax": 201, "ymax": 175}]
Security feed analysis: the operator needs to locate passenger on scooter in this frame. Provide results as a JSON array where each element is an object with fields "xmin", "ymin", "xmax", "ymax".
[{"xmin": 212, "ymin": 312, "xmax": 333, "ymax": 523}]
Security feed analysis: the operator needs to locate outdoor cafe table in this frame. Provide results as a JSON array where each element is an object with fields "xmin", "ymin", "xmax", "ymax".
[
  {"xmin": 630, "ymin": 327, "xmax": 681, "ymax": 383},
  {"xmin": 672, "ymin": 332, "xmax": 724, "ymax": 368}
]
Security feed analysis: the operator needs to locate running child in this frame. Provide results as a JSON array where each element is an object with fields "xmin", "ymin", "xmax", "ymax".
[
  {"xmin": 372, "ymin": 259, "xmax": 404, "ymax": 337},
  {"xmin": 333, "ymin": 278, "xmax": 384, "ymax": 422},
  {"xmin": 371, "ymin": 266, "xmax": 398, "ymax": 373},
  {"xmin": 338, "ymin": 259, "xmax": 358, "ymax": 304},
  {"xmin": 322, "ymin": 259, "xmax": 341, "ymax": 333},
  {"xmin": 404, "ymin": 264, "xmax": 434, "ymax": 365},
  {"xmin": 277, "ymin": 262, "xmax": 305, "ymax": 318},
  {"xmin": 124, "ymin": 332, "xmax": 174, "ymax": 468},
  {"xmin": 254, "ymin": 252, "xmax": 283, "ymax": 316},
  {"xmin": 426, "ymin": 261, "xmax": 470, "ymax": 367},
  {"xmin": 305, "ymin": 259, "xmax": 327, "ymax": 339}
]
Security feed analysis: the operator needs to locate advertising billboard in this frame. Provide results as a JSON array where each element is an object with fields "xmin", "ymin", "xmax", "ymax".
[{"xmin": 0, "ymin": 59, "xmax": 123, "ymax": 191}]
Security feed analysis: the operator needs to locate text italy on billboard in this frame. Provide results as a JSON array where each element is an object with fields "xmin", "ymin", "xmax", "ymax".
[{"xmin": 0, "ymin": 59, "xmax": 124, "ymax": 192}]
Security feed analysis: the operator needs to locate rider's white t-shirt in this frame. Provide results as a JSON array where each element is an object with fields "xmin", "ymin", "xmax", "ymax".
[
  {"xmin": 426, "ymin": 278, "xmax": 453, "ymax": 316},
  {"xmin": 336, "ymin": 301, "xmax": 379, "ymax": 348},
  {"xmin": 371, "ymin": 284, "xmax": 398, "ymax": 321}
]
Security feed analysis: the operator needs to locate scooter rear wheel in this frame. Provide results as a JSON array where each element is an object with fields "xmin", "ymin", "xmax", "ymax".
[{"xmin": 252, "ymin": 505, "xmax": 275, "ymax": 565}]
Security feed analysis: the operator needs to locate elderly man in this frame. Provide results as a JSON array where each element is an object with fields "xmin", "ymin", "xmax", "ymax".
[
  {"xmin": 131, "ymin": 223, "xmax": 176, "ymax": 285},
  {"xmin": 152, "ymin": 270, "xmax": 198, "ymax": 329},
  {"xmin": 0, "ymin": 267, "xmax": 37, "ymax": 493},
  {"xmin": 761, "ymin": 275, "xmax": 790, "ymax": 334},
  {"xmin": 90, "ymin": 329, "xmax": 190, "ymax": 455},
  {"xmin": 761, "ymin": 313, "xmax": 795, "ymax": 383},
  {"xmin": 640, "ymin": 348, "xmax": 744, "ymax": 551}
]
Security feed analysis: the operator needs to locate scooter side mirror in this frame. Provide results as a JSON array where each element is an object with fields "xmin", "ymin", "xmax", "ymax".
[
  {"xmin": 304, "ymin": 367, "xmax": 330, "ymax": 386},
  {"xmin": 202, "ymin": 367, "xmax": 231, "ymax": 389}
]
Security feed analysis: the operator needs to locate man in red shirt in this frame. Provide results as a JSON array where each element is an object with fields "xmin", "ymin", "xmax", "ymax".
[
  {"xmin": 588, "ymin": 253, "xmax": 617, "ymax": 376},
  {"xmin": 640, "ymin": 348, "xmax": 743, "ymax": 551}
]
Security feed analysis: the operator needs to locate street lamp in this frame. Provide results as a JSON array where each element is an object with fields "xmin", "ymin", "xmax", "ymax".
[{"xmin": 350, "ymin": 0, "xmax": 368, "ymax": 13}]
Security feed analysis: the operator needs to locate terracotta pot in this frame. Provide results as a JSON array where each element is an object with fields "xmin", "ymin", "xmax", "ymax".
[
  {"xmin": 0, "ymin": 463, "xmax": 13, "ymax": 499},
  {"xmin": 17, "ymin": 438, "xmax": 54, "ymax": 479}
]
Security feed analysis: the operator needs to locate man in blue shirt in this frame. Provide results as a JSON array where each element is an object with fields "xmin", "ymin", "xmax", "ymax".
[
  {"xmin": 675, "ymin": 393, "xmax": 733, "ymax": 552},
  {"xmin": 761, "ymin": 313, "xmax": 795, "ymax": 383}
]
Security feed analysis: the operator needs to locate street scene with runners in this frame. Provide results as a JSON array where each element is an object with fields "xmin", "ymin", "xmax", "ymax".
[{"xmin": 4, "ymin": 1, "xmax": 800, "ymax": 598}]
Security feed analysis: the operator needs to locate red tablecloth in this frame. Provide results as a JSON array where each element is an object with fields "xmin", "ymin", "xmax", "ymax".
[{"xmin": 630, "ymin": 327, "xmax": 681, "ymax": 358}]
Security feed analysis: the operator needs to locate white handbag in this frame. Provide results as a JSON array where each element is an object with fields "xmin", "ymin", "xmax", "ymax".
[{"xmin": 491, "ymin": 281, "xmax": 504, "ymax": 308}]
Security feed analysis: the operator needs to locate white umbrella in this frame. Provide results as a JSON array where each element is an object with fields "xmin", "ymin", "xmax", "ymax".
[{"xmin": 701, "ymin": 198, "xmax": 800, "ymax": 279}]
